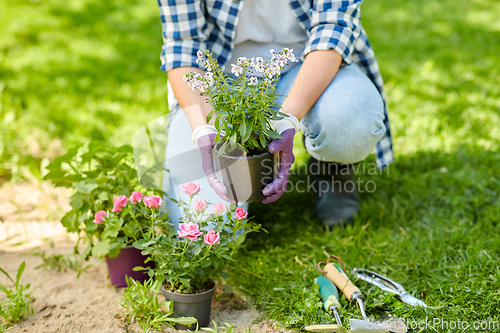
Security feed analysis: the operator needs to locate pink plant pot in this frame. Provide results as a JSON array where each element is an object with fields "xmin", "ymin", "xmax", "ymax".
[{"xmin": 105, "ymin": 245, "xmax": 153, "ymax": 288}]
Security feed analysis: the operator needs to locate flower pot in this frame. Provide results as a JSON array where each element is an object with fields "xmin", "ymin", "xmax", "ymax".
[
  {"xmin": 161, "ymin": 281, "xmax": 216, "ymax": 330},
  {"xmin": 105, "ymin": 245, "xmax": 153, "ymax": 288},
  {"xmin": 214, "ymin": 147, "xmax": 277, "ymax": 203}
]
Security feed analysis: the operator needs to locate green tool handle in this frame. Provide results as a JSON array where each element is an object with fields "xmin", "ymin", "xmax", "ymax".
[{"xmin": 315, "ymin": 276, "xmax": 341, "ymax": 311}]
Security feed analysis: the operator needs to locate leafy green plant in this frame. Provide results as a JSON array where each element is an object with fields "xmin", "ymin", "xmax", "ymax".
[
  {"xmin": 134, "ymin": 182, "xmax": 262, "ymax": 294},
  {"xmin": 119, "ymin": 276, "xmax": 197, "ymax": 333},
  {"xmin": 183, "ymin": 49, "xmax": 297, "ymax": 156},
  {"xmin": 0, "ymin": 262, "xmax": 37, "ymax": 332},
  {"xmin": 43, "ymin": 143, "xmax": 164, "ymax": 259},
  {"xmin": 32, "ymin": 251, "xmax": 92, "ymax": 278}
]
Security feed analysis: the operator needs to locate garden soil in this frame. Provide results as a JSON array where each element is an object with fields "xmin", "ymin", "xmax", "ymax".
[{"xmin": 0, "ymin": 182, "xmax": 290, "ymax": 333}]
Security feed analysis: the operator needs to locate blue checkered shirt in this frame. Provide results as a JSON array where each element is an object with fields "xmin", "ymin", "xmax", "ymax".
[{"xmin": 158, "ymin": 0, "xmax": 393, "ymax": 168}]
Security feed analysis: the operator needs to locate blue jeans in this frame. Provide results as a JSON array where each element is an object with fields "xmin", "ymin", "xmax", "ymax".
[{"xmin": 163, "ymin": 62, "xmax": 386, "ymax": 224}]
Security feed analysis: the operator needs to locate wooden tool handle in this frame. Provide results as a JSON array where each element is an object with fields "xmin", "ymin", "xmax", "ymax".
[{"xmin": 324, "ymin": 263, "xmax": 360, "ymax": 301}]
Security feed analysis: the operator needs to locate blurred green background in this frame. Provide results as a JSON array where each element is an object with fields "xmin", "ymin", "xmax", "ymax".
[
  {"xmin": 0, "ymin": 0, "xmax": 167, "ymax": 182},
  {"xmin": 1, "ymin": 0, "xmax": 500, "ymax": 328},
  {"xmin": 0, "ymin": 0, "xmax": 498, "ymax": 182}
]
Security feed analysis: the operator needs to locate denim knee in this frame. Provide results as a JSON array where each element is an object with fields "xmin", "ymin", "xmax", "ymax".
[
  {"xmin": 302, "ymin": 79, "xmax": 386, "ymax": 163},
  {"xmin": 305, "ymin": 118, "xmax": 386, "ymax": 163}
]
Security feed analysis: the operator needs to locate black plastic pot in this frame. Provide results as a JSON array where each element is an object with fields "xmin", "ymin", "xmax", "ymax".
[
  {"xmin": 214, "ymin": 147, "xmax": 276, "ymax": 203},
  {"xmin": 161, "ymin": 281, "xmax": 216, "ymax": 330}
]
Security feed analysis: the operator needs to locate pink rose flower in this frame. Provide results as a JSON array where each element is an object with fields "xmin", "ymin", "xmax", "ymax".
[
  {"xmin": 93, "ymin": 210, "xmax": 107, "ymax": 224},
  {"xmin": 213, "ymin": 203, "xmax": 226, "ymax": 216},
  {"xmin": 143, "ymin": 195, "xmax": 163, "ymax": 209},
  {"xmin": 204, "ymin": 230, "xmax": 220, "ymax": 245},
  {"xmin": 128, "ymin": 191, "xmax": 143, "ymax": 204},
  {"xmin": 195, "ymin": 200, "xmax": 207, "ymax": 213},
  {"xmin": 177, "ymin": 222, "xmax": 203, "ymax": 241},
  {"xmin": 112, "ymin": 195, "xmax": 128, "ymax": 213},
  {"xmin": 180, "ymin": 182, "xmax": 201, "ymax": 196},
  {"xmin": 235, "ymin": 207, "xmax": 248, "ymax": 220}
]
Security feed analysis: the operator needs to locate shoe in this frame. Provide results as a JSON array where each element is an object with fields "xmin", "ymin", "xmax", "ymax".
[{"xmin": 309, "ymin": 157, "xmax": 360, "ymax": 227}]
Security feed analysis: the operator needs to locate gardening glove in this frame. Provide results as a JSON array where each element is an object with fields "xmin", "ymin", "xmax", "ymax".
[
  {"xmin": 192, "ymin": 125, "xmax": 234, "ymax": 203},
  {"xmin": 262, "ymin": 115, "xmax": 300, "ymax": 204}
]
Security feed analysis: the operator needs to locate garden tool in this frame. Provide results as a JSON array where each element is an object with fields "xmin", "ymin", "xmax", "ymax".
[
  {"xmin": 305, "ymin": 276, "xmax": 349, "ymax": 333},
  {"xmin": 352, "ymin": 268, "xmax": 428, "ymax": 309},
  {"xmin": 319, "ymin": 262, "xmax": 388, "ymax": 333}
]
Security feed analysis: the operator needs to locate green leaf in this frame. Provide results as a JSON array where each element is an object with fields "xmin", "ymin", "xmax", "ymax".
[
  {"xmin": 265, "ymin": 128, "xmax": 282, "ymax": 139},
  {"xmin": 242, "ymin": 120, "xmax": 253, "ymax": 143},
  {"xmin": 91, "ymin": 239, "xmax": 111, "ymax": 257},
  {"xmin": 206, "ymin": 109, "xmax": 216, "ymax": 123},
  {"xmin": 74, "ymin": 181, "xmax": 98, "ymax": 194},
  {"xmin": 15, "ymin": 261, "xmax": 26, "ymax": 286},
  {"xmin": 235, "ymin": 235, "xmax": 245, "ymax": 245},
  {"xmin": 97, "ymin": 191, "xmax": 110, "ymax": 201},
  {"xmin": 167, "ymin": 316, "xmax": 198, "ymax": 325},
  {"xmin": 239, "ymin": 115, "xmax": 247, "ymax": 138},
  {"xmin": 61, "ymin": 211, "xmax": 78, "ymax": 232},
  {"xmin": 107, "ymin": 244, "xmax": 121, "ymax": 258},
  {"xmin": 44, "ymin": 144, "xmax": 82, "ymax": 171},
  {"xmin": 132, "ymin": 266, "xmax": 147, "ymax": 271},
  {"xmin": 259, "ymin": 131, "xmax": 267, "ymax": 148},
  {"xmin": 0, "ymin": 267, "xmax": 14, "ymax": 284},
  {"xmin": 179, "ymin": 278, "xmax": 190, "ymax": 289},
  {"xmin": 81, "ymin": 243, "xmax": 92, "ymax": 260},
  {"xmin": 70, "ymin": 193, "xmax": 83, "ymax": 210},
  {"xmin": 229, "ymin": 129, "xmax": 237, "ymax": 148},
  {"xmin": 193, "ymin": 245, "xmax": 202, "ymax": 256}
]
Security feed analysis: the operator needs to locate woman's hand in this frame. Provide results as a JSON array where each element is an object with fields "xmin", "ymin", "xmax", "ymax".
[
  {"xmin": 194, "ymin": 128, "xmax": 234, "ymax": 203},
  {"xmin": 262, "ymin": 115, "xmax": 300, "ymax": 204}
]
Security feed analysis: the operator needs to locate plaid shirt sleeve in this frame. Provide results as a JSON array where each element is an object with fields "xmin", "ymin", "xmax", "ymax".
[
  {"xmin": 158, "ymin": 0, "xmax": 208, "ymax": 72},
  {"xmin": 303, "ymin": 0, "xmax": 362, "ymax": 64}
]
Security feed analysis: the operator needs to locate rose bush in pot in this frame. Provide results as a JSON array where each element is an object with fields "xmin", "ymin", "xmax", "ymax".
[
  {"xmin": 183, "ymin": 48, "xmax": 300, "ymax": 202},
  {"xmin": 43, "ymin": 144, "xmax": 160, "ymax": 287},
  {"xmin": 134, "ymin": 182, "xmax": 261, "ymax": 328}
]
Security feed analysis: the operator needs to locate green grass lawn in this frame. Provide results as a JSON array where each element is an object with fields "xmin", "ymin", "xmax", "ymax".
[{"xmin": 1, "ymin": 0, "xmax": 500, "ymax": 331}]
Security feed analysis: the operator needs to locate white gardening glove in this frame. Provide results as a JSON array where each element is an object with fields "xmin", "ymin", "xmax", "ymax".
[
  {"xmin": 191, "ymin": 124, "xmax": 218, "ymax": 146},
  {"xmin": 270, "ymin": 114, "xmax": 300, "ymax": 134}
]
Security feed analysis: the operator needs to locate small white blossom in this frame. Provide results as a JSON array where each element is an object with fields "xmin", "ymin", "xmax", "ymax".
[
  {"xmin": 274, "ymin": 53, "xmax": 287, "ymax": 67},
  {"xmin": 237, "ymin": 57, "xmax": 248, "ymax": 66},
  {"xmin": 265, "ymin": 62, "xmax": 280, "ymax": 79},
  {"xmin": 269, "ymin": 49, "xmax": 277, "ymax": 59},
  {"xmin": 253, "ymin": 57, "xmax": 265, "ymax": 72},
  {"xmin": 196, "ymin": 50, "xmax": 204, "ymax": 64},
  {"xmin": 204, "ymin": 71, "xmax": 215, "ymax": 87},
  {"xmin": 248, "ymin": 77, "xmax": 258, "ymax": 86},
  {"xmin": 284, "ymin": 48, "xmax": 298, "ymax": 62},
  {"xmin": 231, "ymin": 64, "xmax": 243, "ymax": 77}
]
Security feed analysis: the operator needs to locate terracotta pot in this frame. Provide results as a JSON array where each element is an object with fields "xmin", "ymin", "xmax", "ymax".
[
  {"xmin": 161, "ymin": 281, "xmax": 216, "ymax": 330},
  {"xmin": 214, "ymin": 147, "xmax": 276, "ymax": 202},
  {"xmin": 105, "ymin": 245, "xmax": 153, "ymax": 288}
]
